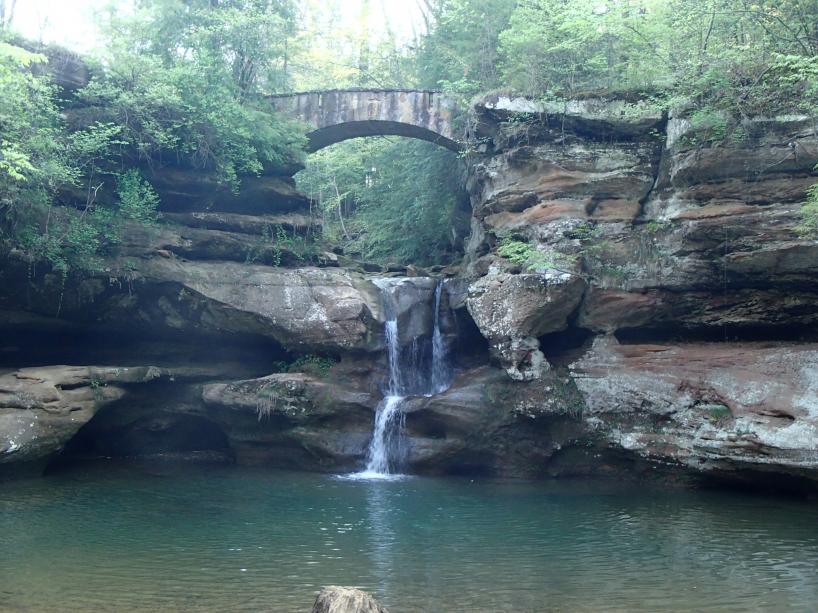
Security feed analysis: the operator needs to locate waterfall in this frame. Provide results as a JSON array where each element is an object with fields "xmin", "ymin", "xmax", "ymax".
[
  {"xmin": 349, "ymin": 278, "xmax": 452, "ymax": 480},
  {"xmin": 362, "ymin": 395, "xmax": 406, "ymax": 476},
  {"xmin": 431, "ymin": 280, "xmax": 452, "ymax": 395}
]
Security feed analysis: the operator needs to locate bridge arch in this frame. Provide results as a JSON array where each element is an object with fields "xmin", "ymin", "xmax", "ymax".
[{"xmin": 269, "ymin": 89, "xmax": 462, "ymax": 152}]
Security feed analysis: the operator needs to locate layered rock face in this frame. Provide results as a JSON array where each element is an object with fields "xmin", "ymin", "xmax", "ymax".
[
  {"xmin": 459, "ymin": 95, "xmax": 818, "ymax": 487},
  {"xmin": 2, "ymin": 88, "xmax": 817, "ymax": 491},
  {"xmin": 571, "ymin": 338, "xmax": 818, "ymax": 482},
  {"xmin": 0, "ymin": 365, "xmax": 221, "ymax": 471},
  {"xmin": 0, "ymin": 155, "xmax": 393, "ymax": 472}
]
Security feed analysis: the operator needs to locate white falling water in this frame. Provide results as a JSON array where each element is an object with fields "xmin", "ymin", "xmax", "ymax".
[
  {"xmin": 354, "ymin": 312, "xmax": 407, "ymax": 479},
  {"xmin": 431, "ymin": 280, "xmax": 452, "ymax": 395},
  {"xmin": 356, "ymin": 396, "xmax": 406, "ymax": 478},
  {"xmin": 348, "ymin": 278, "xmax": 453, "ymax": 480},
  {"xmin": 384, "ymin": 319, "xmax": 402, "ymax": 394}
]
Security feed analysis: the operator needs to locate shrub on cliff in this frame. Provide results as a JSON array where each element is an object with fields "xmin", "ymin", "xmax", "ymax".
[
  {"xmin": 800, "ymin": 172, "xmax": 818, "ymax": 238},
  {"xmin": 1, "ymin": 1, "xmax": 309, "ymax": 278},
  {"xmin": 77, "ymin": 0, "xmax": 306, "ymax": 190},
  {"xmin": 0, "ymin": 43, "xmax": 122, "ymax": 275},
  {"xmin": 0, "ymin": 43, "xmax": 68, "ymax": 206}
]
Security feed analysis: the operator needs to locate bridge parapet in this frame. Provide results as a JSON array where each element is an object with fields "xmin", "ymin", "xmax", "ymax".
[{"xmin": 269, "ymin": 89, "xmax": 461, "ymax": 152}]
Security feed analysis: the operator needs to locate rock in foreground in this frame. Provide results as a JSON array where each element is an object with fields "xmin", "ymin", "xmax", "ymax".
[{"xmin": 311, "ymin": 586, "xmax": 388, "ymax": 613}]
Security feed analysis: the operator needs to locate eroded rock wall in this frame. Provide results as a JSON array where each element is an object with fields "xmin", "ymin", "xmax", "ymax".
[
  {"xmin": 2, "ymin": 91, "xmax": 818, "ymax": 490},
  {"xmin": 459, "ymin": 96, "xmax": 818, "ymax": 487}
]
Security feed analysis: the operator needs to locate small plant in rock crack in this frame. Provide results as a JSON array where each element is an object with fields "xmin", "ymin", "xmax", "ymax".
[
  {"xmin": 89, "ymin": 376, "xmax": 107, "ymax": 401},
  {"xmin": 496, "ymin": 235, "xmax": 575, "ymax": 272},
  {"xmin": 256, "ymin": 385, "xmax": 279, "ymax": 421},
  {"xmin": 245, "ymin": 224, "xmax": 319, "ymax": 267},
  {"xmin": 703, "ymin": 404, "xmax": 733, "ymax": 426},
  {"xmin": 565, "ymin": 221, "xmax": 602, "ymax": 241},
  {"xmin": 271, "ymin": 355, "xmax": 338, "ymax": 377},
  {"xmin": 643, "ymin": 220, "xmax": 672, "ymax": 234},
  {"xmin": 287, "ymin": 355, "xmax": 338, "ymax": 377}
]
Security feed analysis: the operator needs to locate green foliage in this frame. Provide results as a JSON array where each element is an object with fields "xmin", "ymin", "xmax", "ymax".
[
  {"xmin": 2, "ymin": 1, "xmax": 308, "ymax": 280},
  {"xmin": 273, "ymin": 354, "xmax": 338, "ymax": 377},
  {"xmin": 0, "ymin": 141, "xmax": 35, "ymax": 182},
  {"xmin": 799, "ymin": 173, "xmax": 818, "ymax": 238},
  {"xmin": 498, "ymin": 0, "xmax": 668, "ymax": 95},
  {"xmin": 81, "ymin": 0, "xmax": 307, "ymax": 188},
  {"xmin": 5, "ymin": 0, "xmax": 818, "ymax": 282},
  {"xmin": 684, "ymin": 108, "xmax": 729, "ymax": 144},
  {"xmin": 496, "ymin": 236, "xmax": 574, "ymax": 271},
  {"xmin": 414, "ymin": 0, "xmax": 817, "ymax": 131},
  {"xmin": 287, "ymin": 0, "xmax": 418, "ymax": 90},
  {"xmin": 413, "ymin": 0, "xmax": 518, "ymax": 101},
  {"xmin": 296, "ymin": 138, "xmax": 465, "ymax": 266},
  {"xmin": 245, "ymin": 223, "xmax": 319, "ymax": 267},
  {"xmin": 288, "ymin": 355, "xmax": 338, "ymax": 377},
  {"xmin": 0, "ymin": 43, "xmax": 69, "ymax": 203},
  {"xmin": 15, "ymin": 169, "xmax": 161, "ymax": 278},
  {"xmin": 644, "ymin": 220, "xmax": 672, "ymax": 234},
  {"xmin": 89, "ymin": 375, "xmax": 107, "ymax": 402},
  {"xmin": 565, "ymin": 221, "xmax": 602, "ymax": 241},
  {"xmin": 0, "ymin": 43, "xmax": 128, "ymax": 277},
  {"xmin": 116, "ymin": 169, "xmax": 160, "ymax": 225},
  {"xmin": 272, "ymin": 224, "xmax": 319, "ymax": 263},
  {"xmin": 703, "ymin": 403, "xmax": 733, "ymax": 425}
]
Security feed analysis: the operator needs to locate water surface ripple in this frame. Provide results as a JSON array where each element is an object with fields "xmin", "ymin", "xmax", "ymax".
[{"xmin": 2, "ymin": 464, "xmax": 818, "ymax": 612}]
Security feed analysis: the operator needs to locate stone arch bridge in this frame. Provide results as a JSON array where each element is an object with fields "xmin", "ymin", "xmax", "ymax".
[{"xmin": 269, "ymin": 89, "xmax": 462, "ymax": 152}]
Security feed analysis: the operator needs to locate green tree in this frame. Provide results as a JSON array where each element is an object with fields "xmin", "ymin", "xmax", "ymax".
[
  {"xmin": 0, "ymin": 43, "xmax": 69, "ymax": 201},
  {"xmin": 84, "ymin": 0, "xmax": 306, "ymax": 188},
  {"xmin": 296, "ymin": 137, "xmax": 466, "ymax": 266},
  {"xmin": 412, "ymin": 0, "xmax": 517, "ymax": 99}
]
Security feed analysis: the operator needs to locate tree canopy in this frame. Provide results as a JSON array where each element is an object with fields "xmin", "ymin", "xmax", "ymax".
[{"xmin": 1, "ymin": 0, "xmax": 817, "ymax": 275}]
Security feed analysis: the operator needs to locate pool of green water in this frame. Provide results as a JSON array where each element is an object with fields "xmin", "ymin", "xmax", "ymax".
[{"xmin": 2, "ymin": 463, "xmax": 818, "ymax": 612}]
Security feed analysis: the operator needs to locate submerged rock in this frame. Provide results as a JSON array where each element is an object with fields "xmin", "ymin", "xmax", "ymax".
[{"xmin": 311, "ymin": 586, "xmax": 388, "ymax": 613}]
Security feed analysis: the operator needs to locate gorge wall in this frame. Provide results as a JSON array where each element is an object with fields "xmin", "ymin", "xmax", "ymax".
[
  {"xmin": 2, "ymin": 89, "xmax": 817, "ymax": 491},
  {"xmin": 457, "ymin": 95, "xmax": 818, "ymax": 487}
]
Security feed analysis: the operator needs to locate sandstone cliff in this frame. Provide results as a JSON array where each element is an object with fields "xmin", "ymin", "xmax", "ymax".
[{"xmin": 2, "ymin": 91, "xmax": 817, "ymax": 492}]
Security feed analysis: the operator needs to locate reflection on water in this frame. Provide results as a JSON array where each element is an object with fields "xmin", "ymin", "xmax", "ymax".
[
  {"xmin": 363, "ymin": 480, "xmax": 398, "ymax": 599},
  {"xmin": 2, "ymin": 463, "xmax": 818, "ymax": 612}
]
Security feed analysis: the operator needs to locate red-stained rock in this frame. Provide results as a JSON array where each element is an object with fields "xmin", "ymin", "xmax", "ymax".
[{"xmin": 570, "ymin": 337, "xmax": 818, "ymax": 481}]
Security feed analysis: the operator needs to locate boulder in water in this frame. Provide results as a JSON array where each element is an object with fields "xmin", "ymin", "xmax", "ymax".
[{"xmin": 311, "ymin": 586, "xmax": 388, "ymax": 613}]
